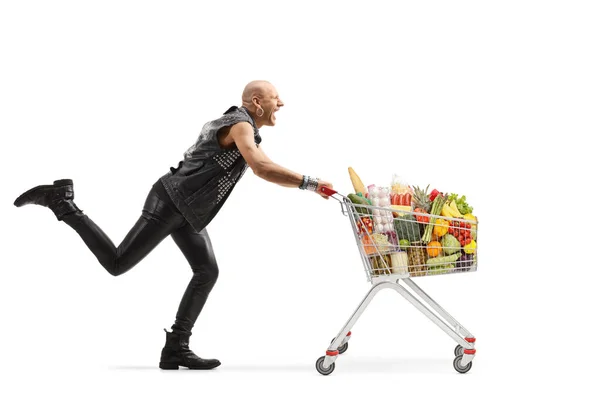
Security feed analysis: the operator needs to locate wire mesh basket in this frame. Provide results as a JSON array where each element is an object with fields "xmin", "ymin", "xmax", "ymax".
[{"xmin": 343, "ymin": 195, "xmax": 478, "ymax": 281}]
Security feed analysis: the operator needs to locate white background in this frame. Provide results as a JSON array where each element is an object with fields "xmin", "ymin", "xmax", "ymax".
[{"xmin": 1, "ymin": 0, "xmax": 598, "ymax": 399}]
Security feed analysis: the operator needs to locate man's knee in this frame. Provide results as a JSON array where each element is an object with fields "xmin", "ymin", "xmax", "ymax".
[
  {"xmin": 107, "ymin": 258, "xmax": 133, "ymax": 277},
  {"xmin": 210, "ymin": 266, "xmax": 219, "ymax": 283},
  {"xmin": 191, "ymin": 264, "xmax": 219, "ymax": 286},
  {"xmin": 108, "ymin": 267, "xmax": 124, "ymax": 277},
  {"xmin": 204, "ymin": 266, "xmax": 219, "ymax": 285}
]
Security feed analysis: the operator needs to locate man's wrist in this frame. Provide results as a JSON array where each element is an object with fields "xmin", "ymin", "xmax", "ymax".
[
  {"xmin": 299, "ymin": 175, "xmax": 319, "ymax": 191},
  {"xmin": 306, "ymin": 176, "xmax": 319, "ymax": 192},
  {"xmin": 299, "ymin": 175, "xmax": 309, "ymax": 190}
]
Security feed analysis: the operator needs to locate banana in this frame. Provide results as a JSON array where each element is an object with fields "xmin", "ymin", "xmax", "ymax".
[
  {"xmin": 443, "ymin": 203, "xmax": 463, "ymax": 219},
  {"xmin": 450, "ymin": 208, "xmax": 463, "ymax": 219},
  {"xmin": 441, "ymin": 204, "xmax": 455, "ymax": 218},
  {"xmin": 449, "ymin": 200, "xmax": 464, "ymax": 217}
]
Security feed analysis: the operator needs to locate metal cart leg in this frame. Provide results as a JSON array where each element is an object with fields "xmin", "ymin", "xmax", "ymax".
[
  {"xmin": 385, "ymin": 282, "xmax": 474, "ymax": 349},
  {"xmin": 402, "ymin": 278, "xmax": 476, "ymax": 346},
  {"xmin": 390, "ymin": 280, "xmax": 477, "ymax": 370},
  {"xmin": 320, "ymin": 281, "xmax": 389, "ymax": 369},
  {"xmin": 317, "ymin": 280, "xmax": 476, "ymax": 374}
]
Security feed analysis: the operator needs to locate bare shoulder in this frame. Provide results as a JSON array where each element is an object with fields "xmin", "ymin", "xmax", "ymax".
[
  {"xmin": 229, "ymin": 122, "xmax": 255, "ymax": 146},
  {"xmin": 230, "ymin": 121, "xmax": 254, "ymax": 135}
]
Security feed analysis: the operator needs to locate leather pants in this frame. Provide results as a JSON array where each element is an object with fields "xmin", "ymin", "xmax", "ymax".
[{"xmin": 61, "ymin": 185, "xmax": 219, "ymax": 335}]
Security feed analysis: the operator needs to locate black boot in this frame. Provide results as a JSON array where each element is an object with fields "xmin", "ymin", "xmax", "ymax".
[
  {"xmin": 14, "ymin": 179, "xmax": 83, "ymax": 221},
  {"xmin": 159, "ymin": 328, "xmax": 221, "ymax": 370}
]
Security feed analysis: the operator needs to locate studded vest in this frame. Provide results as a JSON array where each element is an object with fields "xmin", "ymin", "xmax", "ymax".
[{"xmin": 159, "ymin": 106, "xmax": 261, "ymax": 233}]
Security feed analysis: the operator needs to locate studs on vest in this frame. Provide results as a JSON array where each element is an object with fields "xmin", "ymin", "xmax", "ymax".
[
  {"xmin": 213, "ymin": 149, "xmax": 240, "ymax": 171},
  {"xmin": 216, "ymin": 175, "xmax": 235, "ymax": 203}
]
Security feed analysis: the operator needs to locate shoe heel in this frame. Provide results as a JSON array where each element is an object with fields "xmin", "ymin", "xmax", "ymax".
[
  {"xmin": 54, "ymin": 179, "xmax": 73, "ymax": 186},
  {"xmin": 159, "ymin": 362, "xmax": 179, "ymax": 370}
]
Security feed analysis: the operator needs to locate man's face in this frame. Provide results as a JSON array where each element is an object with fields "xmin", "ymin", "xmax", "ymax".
[{"xmin": 261, "ymin": 86, "xmax": 284, "ymax": 126}]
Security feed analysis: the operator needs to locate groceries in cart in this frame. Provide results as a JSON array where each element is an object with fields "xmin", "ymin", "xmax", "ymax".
[{"xmin": 347, "ymin": 167, "xmax": 478, "ymax": 278}]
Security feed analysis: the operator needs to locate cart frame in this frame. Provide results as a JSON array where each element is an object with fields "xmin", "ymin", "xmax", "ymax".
[{"xmin": 315, "ymin": 187, "xmax": 477, "ymax": 375}]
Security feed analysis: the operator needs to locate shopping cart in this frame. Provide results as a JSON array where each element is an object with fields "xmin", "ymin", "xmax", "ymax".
[{"xmin": 315, "ymin": 186, "xmax": 477, "ymax": 375}]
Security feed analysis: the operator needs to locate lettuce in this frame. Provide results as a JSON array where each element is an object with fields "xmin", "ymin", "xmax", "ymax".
[{"xmin": 448, "ymin": 193, "xmax": 473, "ymax": 215}]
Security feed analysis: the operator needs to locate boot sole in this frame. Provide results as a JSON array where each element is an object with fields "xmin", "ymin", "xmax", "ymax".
[
  {"xmin": 159, "ymin": 361, "xmax": 221, "ymax": 370},
  {"xmin": 14, "ymin": 179, "xmax": 73, "ymax": 207},
  {"xmin": 159, "ymin": 362, "xmax": 179, "ymax": 370}
]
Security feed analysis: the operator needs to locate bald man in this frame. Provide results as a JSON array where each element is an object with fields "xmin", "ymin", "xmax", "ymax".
[{"xmin": 14, "ymin": 80, "xmax": 334, "ymax": 370}]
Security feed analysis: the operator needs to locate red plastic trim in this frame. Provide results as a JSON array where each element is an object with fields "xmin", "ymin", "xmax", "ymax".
[
  {"xmin": 320, "ymin": 186, "xmax": 337, "ymax": 196},
  {"xmin": 326, "ymin": 350, "xmax": 339, "ymax": 356},
  {"xmin": 465, "ymin": 337, "xmax": 476, "ymax": 343},
  {"xmin": 464, "ymin": 349, "xmax": 476, "ymax": 355},
  {"xmin": 347, "ymin": 331, "xmax": 352, "ymax": 336}
]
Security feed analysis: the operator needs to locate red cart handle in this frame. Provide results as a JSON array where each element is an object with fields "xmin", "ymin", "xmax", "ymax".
[{"xmin": 320, "ymin": 186, "xmax": 337, "ymax": 196}]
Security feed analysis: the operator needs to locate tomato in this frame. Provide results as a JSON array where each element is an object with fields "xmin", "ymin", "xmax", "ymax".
[
  {"xmin": 453, "ymin": 231, "xmax": 459, "ymax": 238},
  {"xmin": 458, "ymin": 235, "xmax": 464, "ymax": 242},
  {"xmin": 466, "ymin": 223, "xmax": 471, "ymax": 229},
  {"xmin": 460, "ymin": 240, "xmax": 465, "ymax": 246},
  {"xmin": 448, "ymin": 227, "xmax": 454, "ymax": 235},
  {"xmin": 460, "ymin": 222, "xmax": 466, "ymax": 228},
  {"xmin": 357, "ymin": 216, "xmax": 374, "ymax": 235},
  {"xmin": 466, "ymin": 238, "xmax": 472, "ymax": 245}
]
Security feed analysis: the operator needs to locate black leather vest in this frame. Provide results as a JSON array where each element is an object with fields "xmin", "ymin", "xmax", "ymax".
[{"xmin": 159, "ymin": 106, "xmax": 261, "ymax": 232}]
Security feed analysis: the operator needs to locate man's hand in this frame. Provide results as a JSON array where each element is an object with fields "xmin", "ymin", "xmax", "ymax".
[{"xmin": 316, "ymin": 180, "xmax": 334, "ymax": 200}]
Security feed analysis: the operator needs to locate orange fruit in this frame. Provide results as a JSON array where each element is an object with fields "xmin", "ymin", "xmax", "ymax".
[{"xmin": 427, "ymin": 241, "xmax": 442, "ymax": 257}]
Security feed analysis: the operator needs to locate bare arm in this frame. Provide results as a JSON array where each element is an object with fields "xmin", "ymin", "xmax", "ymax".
[
  {"xmin": 230, "ymin": 122, "xmax": 333, "ymax": 198},
  {"xmin": 229, "ymin": 122, "xmax": 302, "ymax": 187}
]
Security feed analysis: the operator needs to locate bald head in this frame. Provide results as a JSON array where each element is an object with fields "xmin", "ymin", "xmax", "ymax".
[
  {"xmin": 242, "ymin": 80, "xmax": 274, "ymax": 106},
  {"xmin": 240, "ymin": 80, "xmax": 283, "ymax": 128}
]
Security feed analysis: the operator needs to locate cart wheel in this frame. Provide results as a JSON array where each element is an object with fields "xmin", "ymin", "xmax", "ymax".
[
  {"xmin": 453, "ymin": 355, "xmax": 472, "ymax": 374},
  {"xmin": 331, "ymin": 337, "xmax": 349, "ymax": 354},
  {"xmin": 316, "ymin": 356, "xmax": 335, "ymax": 376},
  {"xmin": 454, "ymin": 345, "xmax": 464, "ymax": 357}
]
